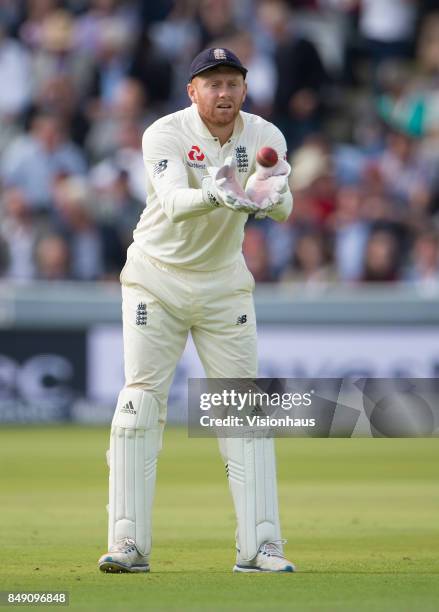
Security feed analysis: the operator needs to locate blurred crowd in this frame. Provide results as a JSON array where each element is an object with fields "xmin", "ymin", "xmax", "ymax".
[{"xmin": 1, "ymin": 0, "xmax": 439, "ymax": 289}]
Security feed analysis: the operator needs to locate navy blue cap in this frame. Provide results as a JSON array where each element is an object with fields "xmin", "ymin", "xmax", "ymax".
[{"xmin": 189, "ymin": 47, "xmax": 247, "ymax": 81}]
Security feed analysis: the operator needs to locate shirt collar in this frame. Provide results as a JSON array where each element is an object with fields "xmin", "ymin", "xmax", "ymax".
[{"xmin": 189, "ymin": 103, "xmax": 244, "ymax": 142}]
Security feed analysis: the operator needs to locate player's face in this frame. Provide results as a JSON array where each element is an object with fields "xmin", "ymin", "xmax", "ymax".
[{"xmin": 187, "ymin": 67, "xmax": 247, "ymax": 128}]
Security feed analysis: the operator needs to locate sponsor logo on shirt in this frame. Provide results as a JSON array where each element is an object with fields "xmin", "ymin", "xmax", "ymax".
[
  {"xmin": 153, "ymin": 159, "xmax": 168, "ymax": 177},
  {"xmin": 187, "ymin": 160, "xmax": 207, "ymax": 169},
  {"xmin": 188, "ymin": 145, "xmax": 205, "ymax": 161}
]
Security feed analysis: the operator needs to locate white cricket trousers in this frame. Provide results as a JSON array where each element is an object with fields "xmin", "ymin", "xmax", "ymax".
[{"xmin": 121, "ymin": 243, "xmax": 258, "ymax": 410}]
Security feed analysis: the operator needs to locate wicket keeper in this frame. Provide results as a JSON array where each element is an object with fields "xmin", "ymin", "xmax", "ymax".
[{"xmin": 98, "ymin": 47, "xmax": 295, "ymax": 573}]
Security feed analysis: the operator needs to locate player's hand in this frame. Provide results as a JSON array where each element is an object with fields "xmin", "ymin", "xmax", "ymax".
[
  {"xmin": 202, "ymin": 156, "xmax": 260, "ymax": 214},
  {"xmin": 246, "ymin": 159, "xmax": 291, "ymax": 219}
]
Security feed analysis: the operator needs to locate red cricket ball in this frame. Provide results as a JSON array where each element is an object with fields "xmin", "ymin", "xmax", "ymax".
[{"xmin": 256, "ymin": 147, "xmax": 278, "ymax": 167}]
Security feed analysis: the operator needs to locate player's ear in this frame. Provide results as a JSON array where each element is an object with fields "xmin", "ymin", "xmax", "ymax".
[
  {"xmin": 187, "ymin": 81, "xmax": 197, "ymax": 104},
  {"xmin": 241, "ymin": 80, "xmax": 248, "ymax": 105}
]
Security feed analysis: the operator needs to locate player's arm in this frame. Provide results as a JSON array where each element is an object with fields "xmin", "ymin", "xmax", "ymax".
[
  {"xmin": 143, "ymin": 128, "xmax": 257, "ymax": 221},
  {"xmin": 246, "ymin": 125, "xmax": 293, "ymax": 222},
  {"xmin": 143, "ymin": 127, "xmax": 216, "ymax": 223}
]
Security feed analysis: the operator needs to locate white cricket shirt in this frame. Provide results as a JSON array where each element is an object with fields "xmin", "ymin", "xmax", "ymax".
[{"xmin": 133, "ymin": 103, "xmax": 292, "ymax": 271}]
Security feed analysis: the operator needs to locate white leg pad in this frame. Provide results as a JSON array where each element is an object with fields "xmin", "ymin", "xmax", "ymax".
[
  {"xmin": 219, "ymin": 436, "xmax": 282, "ymax": 562},
  {"xmin": 108, "ymin": 387, "xmax": 162, "ymax": 557}
]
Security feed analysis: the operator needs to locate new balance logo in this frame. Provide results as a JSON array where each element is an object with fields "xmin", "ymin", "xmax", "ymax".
[
  {"xmin": 153, "ymin": 159, "xmax": 168, "ymax": 176},
  {"xmin": 136, "ymin": 302, "xmax": 147, "ymax": 326},
  {"xmin": 236, "ymin": 314, "xmax": 247, "ymax": 325},
  {"xmin": 121, "ymin": 401, "xmax": 136, "ymax": 415}
]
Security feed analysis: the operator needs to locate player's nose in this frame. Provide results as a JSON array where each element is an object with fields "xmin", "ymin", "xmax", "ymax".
[{"xmin": 217, "ymin": 90, "xmax": 234, "ymax": 103}]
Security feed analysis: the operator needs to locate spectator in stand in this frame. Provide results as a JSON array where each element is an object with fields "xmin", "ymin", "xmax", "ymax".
[
  {"xmin": 375, "ymin": 61, "xmax": 426, "ymax": 138},
  {"xmin": 86, "ymin": 77, "xmax": 154, "ymax": 162},
  {"xmin": 31, "ymin": 10, "xmax": 100, "ymax": 107},
  {"xmin": 404, "ymin": 229, "xmax": 439, "ymax": 290},
  {"xmin": 90, "ymin": 117, "xmax": 146, "ymax": 208},
  {"xmin": 0, "ymin": 233, "xmax": 8, "ymax": 276},
  {"xmin": 90, "ymin": 167, "xmax": 144, "ymax": 250},
  {"xmin": 52, "ymin": 175, "xmax": 124, "ymax": 280},
  {"xmin": 18, "ymin": 0, "xmax": 59, "ymax": 51},
  {"xmin": 1, "ymin": 111, "xmax": 86, "ymax": 212},
  {"xmin": 285, "ymin": 0, "xmax": 354, "ymax": 77},
  {"xmin": 74, "ymin": 0, "xmax": 140, "ymax": 58},
  {"xmin": 29, "ymin": 73, "xmax": 90, "ymax": 147},
  {"xmin": 128, "ymin": 28, "xmax": 173, "ymax": 111},
  {"xmin": 281, "ymin": 231, "xmax": 336, "ymax": 288},
  {"xmin": 147, "ymin": 1, "xmax": 200, "ymax": 106},
  {"xmin": 361, "ymin": 229, "xmax": 401, "ymax": 282},
  {"xmin": 358, "ymin": 0, "xmax": 417, "ymax": 66},
  {"xmin": 196, "ymin": 0, "xmax": 238, "ymax": 49},
  {"xmin": 290, "ymin": 139, "xmax": 336, "ymax": 224},
  {"xmin": 92, "ymin": 16, "xmax": 135, "ymax": 109},
  {"xmin": 0, "ymin": 0, "xmax": 22, "ymax": 35},
  {"xmin": 416, "ymin": 13, "xmax": 439, "ymax": 144},
  {"xmin": 369, "ymin": 129, "xmax": 434, "ymax": 221},
  {"xmin": 0, "ymin": 22, "xmax": 32, "ymax": 122},
  {"xmin": 331, "ymin": 185, "xmax": 370, "ymax": 282},
  {"xmin": 417, "ymin": 11, "xmax": 439, "ymax": 79},
  {"xmin": 0, "ymin": 187, "xmax": 46, "ymax": 280},
  {"xmin": 0, "ymin": 21, "xmax": 31, "ymax": 155},
  {"xmin": 34, "ymin": 233, "xmax": 70, "ymax": 280},
  {"xmin": 258, "ymin": 0, "xmax": 329, "ymax": 148},
  {"xmin": 360, "ymin": 190, "xmax": 412, "ymax": 271}
]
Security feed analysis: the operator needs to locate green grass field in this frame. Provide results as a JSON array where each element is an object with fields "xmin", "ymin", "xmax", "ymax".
[{"xmin": 0, "ymin": 427, "xmax": 438, "ymax": 611}]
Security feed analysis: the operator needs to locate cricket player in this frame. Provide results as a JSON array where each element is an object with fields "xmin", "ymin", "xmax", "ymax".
[{"xmin": 98, "ymin": 47, "xmax": 295, "ymax": 573}]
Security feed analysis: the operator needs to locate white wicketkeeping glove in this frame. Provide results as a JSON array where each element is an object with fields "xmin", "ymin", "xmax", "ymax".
[
  {"xmin": 202, "ymin": 156, "xmax": 260, "ymax": 214},
  {"xmin": 245, "ymin": 159, "xmax": 292, "ymax": 219}
]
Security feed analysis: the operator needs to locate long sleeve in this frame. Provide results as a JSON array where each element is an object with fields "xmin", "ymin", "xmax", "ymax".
[{"xmin": 142, "ymin": 127, "xmax": 214, "ymax": 223}]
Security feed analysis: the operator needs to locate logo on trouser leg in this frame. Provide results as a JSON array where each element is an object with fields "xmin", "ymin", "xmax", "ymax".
[
  {"xmin": 121, "ymin": 400, "xmax": 136, "ymax": 415},
  {"xmin": 136, "ymin": 302, "xmax": 147, "ymax": 326},
  {"xmin": 236, "ymin": 314, "xmax": 247, "ymax": 325}
]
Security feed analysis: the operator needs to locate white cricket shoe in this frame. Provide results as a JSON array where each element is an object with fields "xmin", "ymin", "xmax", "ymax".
[
  {"xmin": 98, "ymin": 537, "xmax": 150, "ymax": 573},
  {"xmin": 233, "ymin": 541, "xmax": 295, "ymax": 573}
]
